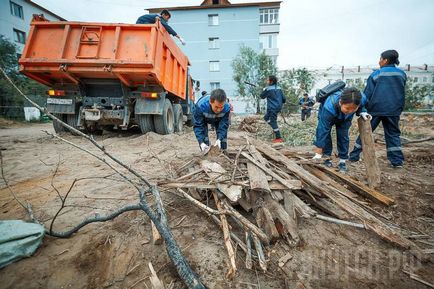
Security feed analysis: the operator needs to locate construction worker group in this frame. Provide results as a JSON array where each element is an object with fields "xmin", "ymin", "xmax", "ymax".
[{"xmin": 191, "ymin": 50, "xmax": 406, "ymax": 174}]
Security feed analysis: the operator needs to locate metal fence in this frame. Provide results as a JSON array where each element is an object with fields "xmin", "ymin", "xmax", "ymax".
[{"xmin": 0, "ymin": 95, "xmax": 46, "ymax": 119}]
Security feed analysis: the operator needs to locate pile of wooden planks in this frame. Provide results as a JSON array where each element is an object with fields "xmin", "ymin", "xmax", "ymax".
[{"xmin": 158, "ymin": 137, "xmax": 425, "ymax": 278}]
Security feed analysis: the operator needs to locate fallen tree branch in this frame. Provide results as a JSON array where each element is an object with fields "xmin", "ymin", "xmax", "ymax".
[
  {"xmin": 0, "ymin": 67, "xmax": 207, "ymax": 289},
  {"xmin": 213, "ymin": 192, "xmax": 237, "ymax": 279},
  {"xmin": 47, "ymin": 203, "xmax": 142, "ymax": 238}
]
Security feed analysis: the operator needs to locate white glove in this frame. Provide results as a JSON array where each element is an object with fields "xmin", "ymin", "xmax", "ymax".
[
  {"xmin": 200, "ymin": 143, "xmax": 209, "ymax": 152},
  {"xmin": 312, "ymin": 153, "xmax": 322, "ymax": 160},
  {"xmin": 360, "ymin": 112, "xmax": 372, "ymax": 121},
  {"xmin": 215, "ymin": 139, "xmax": 221, "ymax": 149},
  {"xmin": 178, "ymin": 37, "xmax": 186, "ymax": 45}
]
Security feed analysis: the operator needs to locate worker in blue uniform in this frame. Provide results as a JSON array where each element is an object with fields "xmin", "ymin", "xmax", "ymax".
[
  {"xmin": 349, "ymin": 50, "xmax": 407, "ymax": 168},
  {"xmin": 312, "ymin": 87, "xmax": 369, "ymax": 172},
  {"xmin": 193, "ymin": 89, "xmax": 231, "ymax": 152},
  {"xmin": 260, "ymin": 75, "xmax": 286, "ymax": 143},
  {"xmin": 136, "ymin": 10, "xmax": 186, "ymax": 45},
  {"xmin": 299, "ymin": 93, "xmax": 315, "ymax": 121}
]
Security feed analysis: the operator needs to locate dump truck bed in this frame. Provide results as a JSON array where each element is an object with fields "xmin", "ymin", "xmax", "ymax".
[{"xmin": 19, "ymin": 20, "xmax": 191, "ymax": 100}]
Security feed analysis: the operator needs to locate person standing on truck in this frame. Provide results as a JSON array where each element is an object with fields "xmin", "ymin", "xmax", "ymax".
[
  {"xmin": 193, "ymin": 89, "xmax": 231, "ymax": 152},
  {"xmin": 312, "ymin": 87, "xmax": 369, "ymax": 172},
  {"xmin": 260, "ymin": 75, "xmax": 286, "ymax": 143},
  {"xmin": 299, "ymin": 93, "xmax": 315, "ymax": 121},
  {"xmin": 136, "ymin": 10, "xmax": 186, "ymax": 45},
  {"xmin": 349, "ymin": 50, "xmax": 406, "ymax": 168}
]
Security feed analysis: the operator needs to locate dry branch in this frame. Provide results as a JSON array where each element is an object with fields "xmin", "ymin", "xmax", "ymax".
[{"xmin": 212, "ymin": 192, "xmax": 237, "ymax": 279}]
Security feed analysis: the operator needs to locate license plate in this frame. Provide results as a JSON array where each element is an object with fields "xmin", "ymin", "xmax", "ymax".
[{"xmin": 47, "ymin": 98, "xmax": 73, "ymax": 105}]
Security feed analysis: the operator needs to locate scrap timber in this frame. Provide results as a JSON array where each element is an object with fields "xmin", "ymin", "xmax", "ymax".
[{"xmin": 157, "ymin": 137, "xmax": 426, "ymax": 277}]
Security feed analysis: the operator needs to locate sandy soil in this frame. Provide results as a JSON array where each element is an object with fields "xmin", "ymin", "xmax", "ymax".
[{"xmin": 0, "ymin": 115, "xmax": 433, "ymax": 289}]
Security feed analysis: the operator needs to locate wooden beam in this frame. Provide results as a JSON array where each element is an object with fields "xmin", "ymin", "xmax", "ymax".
[
  {"xmin": 264, "ymin": 194, "xmax": 299, "ymax": 245},
  {"xmin": 256, "ymin": 207, "xmax": 279, "ymax": 243},
  {"xmin": 247, "ymin": 162, "xmax": 271, "ymax": 193},
  {"xmin": 315, "ymin": 164, "xmax": 394, "ymax": 206},
  {"xmin": 358, "ymin": 117, "xmax": 381, "ymax": 188}
]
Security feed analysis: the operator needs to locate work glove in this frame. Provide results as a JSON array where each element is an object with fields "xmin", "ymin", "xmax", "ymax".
[
  {"xmin": 360, "ymin": 112, "xmax": 372, "ymax": 121},
  {"xmin": 214, "ymin": 139, "xmax": 221, "ymax": 149},
  {"xmin": 178, "ymin": 37, "xmax": 186, "ymax": 45},
  {"xmin": 200, "ymin": 143, "xmax": 209, "ymax": 152},
  {"xmin": 312, "ymin": 153, "xmax": 322, "ymax": 160}
]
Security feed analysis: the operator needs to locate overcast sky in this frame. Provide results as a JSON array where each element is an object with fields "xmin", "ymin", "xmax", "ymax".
[{"xmin": 33, "ymin": 0, "xmax": 434, "ymax": 70}]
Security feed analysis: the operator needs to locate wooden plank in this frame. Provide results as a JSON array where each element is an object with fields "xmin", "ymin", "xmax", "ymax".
[
  {"xmin": 238, "ymin": 197, "xmax": 253, "ymax": 212},
  {"xmin": 264, "ymin": 194, "xmax": 299, "ymax": 245},
  {"xmin": 256, "ymin": 207, "xmax": 279, "ymax": 243},
  {"xmin": 304, "ymin": 165, "xmax": 359, "ymax": 199},
  {"xmin": 216, "ymin": 184, "xmax": 243, "ymax": 203},
  {"xmin": 241, "ymin": 152, "xmax": 301, "ymax": 191},
  {"xmin": 160, "ymin": 182, "xmax": 217, "ymax": 190},
  {"xmin": 200, "ymin": 160, "xmax": 226, "ymax": 182},
  {"xmin": 315, "ymin": 164, "xmax": 394, "ymax": 206},
  {"xmin": 247, "ymin": 162, "xmax": 271, "ymax": 193},
  {"xmin": 269, "ymin": 180, "xmax": 302, "ymax": 190},
  {"xmin": 358, "ymin": 117, "xmax": 381, "ymax": 188},
  {"xmin": 283, "ymin": 190, "xmax": 316, "ymax": 218}
]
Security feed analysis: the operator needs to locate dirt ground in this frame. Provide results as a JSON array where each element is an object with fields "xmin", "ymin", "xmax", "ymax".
[{"xmin": 0, "ymin": 114, "xmax": 433, "ymax": 289}]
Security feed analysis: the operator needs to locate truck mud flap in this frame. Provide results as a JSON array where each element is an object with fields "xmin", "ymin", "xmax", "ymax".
[{"xmin": 134, "ymin": 94, "xmax": 166, "ymax": 115}]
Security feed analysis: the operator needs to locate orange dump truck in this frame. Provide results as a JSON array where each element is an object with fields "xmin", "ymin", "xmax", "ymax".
[{"xmin": 19, "ymin": 16, "xmax": 196, "ymax": 134}]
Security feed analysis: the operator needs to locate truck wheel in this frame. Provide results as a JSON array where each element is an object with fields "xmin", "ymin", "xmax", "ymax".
[
  {"xmin": 173, "ymin": 104, "xmax": 183, "ymax": 133},
  {"xmin": 153, "ymin": 99, "xmax": 174, "ymax": 135},
  {"xmin": 138, "ymin": 114, "xmax": 155, "ymax": 134},
  {"xmin": 52, "ymin": 114, "xmax": 67, "ymax": 133},
  {"xmin": 66, "ymin": 113, "xmax": 80, "ymax": 135}
]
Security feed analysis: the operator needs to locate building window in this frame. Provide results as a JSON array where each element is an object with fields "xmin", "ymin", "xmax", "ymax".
[
  {"xmin": 259, "ymin": 33, "xmax": 277, "ymax": 49},
  {"xmin": 355, "ymin": 78, "xmax": 361, "ymax": 84},
  {"xmin": 208, "ymin": 14, "xmax": 219, "ymax": 26},
  {"xmin": 414, "ymin": 77, "xmax": 419, "ymax": 83},
  {"xmin": 13, "ymin": 29, "xmax": 26, "ymax": 44},
  {"xmin": 260, "ymin": 8, "xmax": 279, "ymax": 24},
  {"xmin": 432, "ymin": 76, "xmax": 434, "ymax": 83},
  {"xmin": 212, "ymin": 0, "xmax": 220, "ymax": 4},
  {"xmin": 209, "ymin": 37, "xmax": 219, "ymax": 49},
  {"xmin": 209, "ymin": 61, "xmax": 220, "ymax": 72},
  {"xmin": 210, "ymin": 82, "xmax": 220, "ymax": 90},
  {"xmin": 10, "ymin": 1, "xmax": 24, "ymax": 19},
  {"xmin": 422, "ymin": 77, "xmax": 427, "ymax": 83}
]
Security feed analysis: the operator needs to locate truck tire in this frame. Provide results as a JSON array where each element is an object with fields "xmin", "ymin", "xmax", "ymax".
[
  {"xmin": 153, "ymin": 99, "xmax": 174, "ymax": 135},
  {"xmin": 66, "ymin": 113, "xmax": 80, "ymax": 135},
  {"xmin": 138, "ymin": 114, "xmax": 155, "ymax": 134},
  {"xmin": 52, "ymin": 114, "xmax": 67, "ymax": 133},
  {"xmin": 173, "ymin": 104, "xmax": 183, "ymax": 133}
]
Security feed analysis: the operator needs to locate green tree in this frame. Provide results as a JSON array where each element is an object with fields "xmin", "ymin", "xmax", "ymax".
[
  {"xmin": 279, "ymin": 68, "xmax": 316, "ymax": 113},
  {"xmin": 0, "ymin": 35, "xmax": 46, "ymax": 118},
  {"xmin": 232, "ymin": 46, "xmax": 277, "ymax": 113},
  {"xmin": 346, "ymin": 78, "xmax": 365, "ymax": 92},
  {"xmin": 404, "ymin": 78, "xmax": 433, "ymax": 110}
]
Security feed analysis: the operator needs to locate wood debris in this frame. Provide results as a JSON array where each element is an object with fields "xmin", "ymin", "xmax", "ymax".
[{"xmin": 158, "ymin": 137, "xmax": 426, "ymax": 279}]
